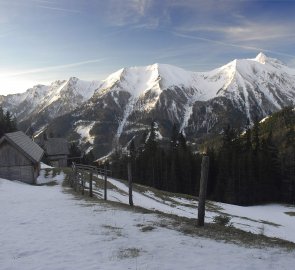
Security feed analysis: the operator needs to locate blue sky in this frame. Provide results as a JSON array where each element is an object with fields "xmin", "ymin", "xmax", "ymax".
[{"xmin": 1, "ymin": 0, "xmax": 295, "ymax": 94}]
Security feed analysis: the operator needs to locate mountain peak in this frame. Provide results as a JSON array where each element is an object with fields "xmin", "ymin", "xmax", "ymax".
[
  {"xmin": 254, "ymin": 52, "xmax": 267, "ymax": 64},
  {"xmin": 68, "ymin": 76, "xmax": 79, "ymax": 82},
  {"xmin": 252, "ymin": 52, "xmax": 285, "ymax": 67}
]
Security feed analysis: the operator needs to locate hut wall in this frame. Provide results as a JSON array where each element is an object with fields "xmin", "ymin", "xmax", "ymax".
[
  {"xmin": 47, "ymin": 155, "xmax": 68, "ymax": 168},
  {"xmin": 0, "ymin": 141, "xmax": 35, "ymax": 184}
]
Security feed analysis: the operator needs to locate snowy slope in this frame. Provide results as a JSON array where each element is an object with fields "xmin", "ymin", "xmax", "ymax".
[
  {"xmin": 88, "ymin": 53, "xmax": 295, "ymax": 142},
  {"xmin": 93, "ymin": 176, "xmax": 295, "ymax": 243},
  {"xmin": 0, "ymin": 77, "xmax": 100, "ymax": 124},
  {"xmin": 207, "ymin": 53, "xmax": 295, "ymax": 118},
  {"xmin": 1, "ymin": 175, "xmax": 295, "ymax": 270},
  {"xmin": 95, "ymin": 52, "xmax": 295, "ymax": 107}
]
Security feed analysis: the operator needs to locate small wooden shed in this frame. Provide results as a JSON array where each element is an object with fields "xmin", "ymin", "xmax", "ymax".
[
  {"xmin": 44, "ymin": 138, "xmax": 69, "ymax": 167},
  {"xmin": 0, "ymin": 131, "xmax": 44, "ymax": 184}
]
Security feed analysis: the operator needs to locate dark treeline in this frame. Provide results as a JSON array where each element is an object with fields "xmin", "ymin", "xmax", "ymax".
[
  {"xmin": 0, "ymin": 106, "xmax": 17, "ymax": 137},
  {"xmin": 213, "ymin": 108, "xmax": 295, "ymax": 205},
  {"xmin": 211, "ymin": 122, "xmax": 281, "ymax": 205},
  {"xmin": 110, "ymin": 113, "xmax": 295, "ymax": 206},
  {"xmin": 111, "ymin": 123, "xmax": 202, "ymax": 196}
]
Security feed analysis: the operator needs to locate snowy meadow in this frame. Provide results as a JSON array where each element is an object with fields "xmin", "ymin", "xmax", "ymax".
[{"xmin": 0, "ymin": 168, "xmax": 295, "ymax": 270}]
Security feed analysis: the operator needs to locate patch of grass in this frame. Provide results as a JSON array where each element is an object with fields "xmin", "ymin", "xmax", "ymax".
[
  {"xmin": 117, "ymin": 248, "xmax": 141, "ymax": 259},
  {"xmin": 213, "ymin": 215, "xmax": 232, "ymax": 226},
  {"xmin": 285, "ymin": 212, "xmax": 295, "ymax": 217},
  {"xmin": 154, "ymin": 215, "xmax": 295, "ymax": 250},
  {"xmin": 215, "ymin": 212, "xmax": 281, "ymax": 228},
  {"xmin": 36, "ymin": 181, "xmax": 58, "ymax": 187},
  {"xmin": 140, "ymin": 225, "xmax": 155, "ymax": 232},
  {"xmin": 101, "ymin": 225, "xmax": 123, "ymax": 238},
  {"xmin": 102, "ymin": 225, "xmax": 122, "ymax": 230}
]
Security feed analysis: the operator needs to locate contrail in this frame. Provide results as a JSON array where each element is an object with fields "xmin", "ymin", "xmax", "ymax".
[
  {"xmin": 37, "ymin": 5, "xmax": 80, "ymax": 13},
  {"xmin": 173, "ymin": 31, "xmax": 295, "ymax": 58}
]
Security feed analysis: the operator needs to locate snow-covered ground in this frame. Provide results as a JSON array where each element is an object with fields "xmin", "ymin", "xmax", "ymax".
[
  {"xmin": 36, "ymin": 169, "xmax": 65, "ymax": 185},
  {"xmin": 0, "ymin": 168, "xmax": 295, "ymax": 270},
  {"xmin": 1, "ymin": 173, "xmax": 295, "ymax": 270},
  {"xmin": 35, "ymin": 166, "xmax": 295, "ymax": 243}
]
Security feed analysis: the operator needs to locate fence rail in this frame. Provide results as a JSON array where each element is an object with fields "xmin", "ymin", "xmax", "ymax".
[
  {"xmin": 68, "ymin": 156, "xmax": 209, "ymax": 225},
  {"xmin": 69, "ymin": 163, "xmax": 111, "ymax": 200}
]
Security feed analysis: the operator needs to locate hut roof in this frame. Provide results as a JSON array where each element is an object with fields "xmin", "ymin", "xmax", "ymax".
[
  {"xmin": 44, "ymin": 138, "xmax": 69, "ymax": 156},
  {"xmin": 0, "ymin": 131, "xmax": 44, "ymax": 163}
]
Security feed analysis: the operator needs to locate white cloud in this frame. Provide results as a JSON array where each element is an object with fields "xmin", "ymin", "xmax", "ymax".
[
  {"xmin": 132, "ymin": 0, "xmax": 151, "ymax": 15},
  {"xmin": 103, "ymin": 0, "xmax": 152, "ymax": 26},
  {"xmin": 36, "ymin": 5, "xmax": 80, "ymax": 13},
  {"xmin": 180, "ymin": 21, "xmax": 295, "ymax": 42},
  {"xmin": 172, "ymin": 31, "xmax": 295, "ymax": 59},
  {"xmin": 0, "ymin": 59, "xmax": 105, "ymax": 78}
]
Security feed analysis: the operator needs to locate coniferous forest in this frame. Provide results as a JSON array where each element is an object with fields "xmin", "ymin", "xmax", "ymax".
[
  {"xmin": 0, "ymin": 106, "xmax": 17, "ymax": 137},
  {"xmin": 110, "ymin": 107, "xmax": 295, "ymax": 206}
]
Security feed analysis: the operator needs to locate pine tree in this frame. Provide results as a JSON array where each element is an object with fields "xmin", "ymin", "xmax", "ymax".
[
  {"xmin": 178, "ymin": 132, "xmax": 187, "ymax": 151},
  {"xmin": 145, "ymin": 122, "xmax": 158, "ymax": 153},
  {"xmin": 0, "ymin": 106, "xmax": 17, "ymax": 137},
  {"xmin": 129, "ymin": 139, "xmax": 136, "ymax": 159},
  {"xmin": 252, "ymin": 117, "xmax": 260, "ymax": 153},
  {"xmin": 170, "ymin": 123, "xmax": 178, "ymax": 150},
  {"xmin": 68, "ymin": 143, "xmax": 82, "ymax": 165}
]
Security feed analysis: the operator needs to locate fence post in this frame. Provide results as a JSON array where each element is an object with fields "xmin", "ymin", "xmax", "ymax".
[
  {"xmin": 89, "ymin": 171, "xmax": 93, "ymax": 197},
  {"xmin": 74, "ymin": 167, "xmax": 78, "ymax": 192},
  {"xmin": 104, "ymin": 164, "xmax": 107, "ymax": 201},
  {"xmin": 198, "ymin": 155, "xmax": 209, "ymax": 227},
  {"xmin": 81, "ymin": 176, "xmax": 84, "ymax": 195},
  {"xmin": 127, "ymin": 160, "xmax": 134, "ymax": 206},
  {"xmin": 77, "ymin": 172, "xmax": 80, "ymax": 193},
  {"xmin": 70, "ymin": 165, "xmax": 74, "ymax": 187}
]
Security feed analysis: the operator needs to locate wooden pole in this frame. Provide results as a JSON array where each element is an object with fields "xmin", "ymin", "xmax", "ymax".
[
  {"xmin": 89, "ymin": 171, "xmax": 93, "ymax": 197},
  {"xmin": 77, "ymin": 172, "xmax": 80, "ymax": 193},
  {"xmin": 198, "ymin": 155, "xmax": 209, "ymax": 227},
  {"xmin": 127, "ymin": 160, "xmax": 134, "ymax": 206},
  {"xmin": 81, "ymin": 176, "xmax": 84, "ymax": 195},
  {"xmin": 74, "ymin": 167, "xmax": 78, "ymax": 192},
  {"xmin": 104, "ymin": 164, "xmax": 107, "ymax": 201}
]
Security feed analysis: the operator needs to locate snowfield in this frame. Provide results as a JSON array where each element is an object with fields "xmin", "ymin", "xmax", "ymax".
[{"xmin": 1, "ymin": 170, "xmax": 295, "ymax": 270}]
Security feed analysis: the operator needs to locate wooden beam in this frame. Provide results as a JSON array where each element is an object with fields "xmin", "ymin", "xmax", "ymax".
[
  {"xmin": 198, "ymin": 155, "xmax": 209, "ymax": 227},
  {"xmin": 127, "ymin": 161, "xmax": 134, "ymax": 206}
]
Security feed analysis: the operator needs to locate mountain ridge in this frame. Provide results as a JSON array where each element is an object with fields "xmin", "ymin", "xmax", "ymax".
[{"xmin": 1, "ymin": 53, "xmax": 295, "ymax": 157}]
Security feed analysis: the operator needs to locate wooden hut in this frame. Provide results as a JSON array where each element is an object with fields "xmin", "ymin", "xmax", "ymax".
[
  {"xmin": 0, "ymin": 131, "xmax": 44, "ymax": 184},
  {"xmin": 44, "ymin": 138, "xmax": 69, "ymax": 167}
]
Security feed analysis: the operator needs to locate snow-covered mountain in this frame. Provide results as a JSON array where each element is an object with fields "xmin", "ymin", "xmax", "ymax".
[
  {"xmin": 1, "ymin": 53, "xmax": 295, "ymax": 157},
  {"xmin": 0, "ymin": 77, "xmax": 100, "ymax": 131},
  {"xmin": 72, "ymin": 52, "xmax": 295, "ymax": 156}
]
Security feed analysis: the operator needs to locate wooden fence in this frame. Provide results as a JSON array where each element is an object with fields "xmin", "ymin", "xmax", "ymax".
[
  {"xmin": 68, "ymin": 163, "xmax": 112, "ymax": 200},
  {"xmin": 68, "ymin": 156, "xmax": 210, "ymax": 227}
]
